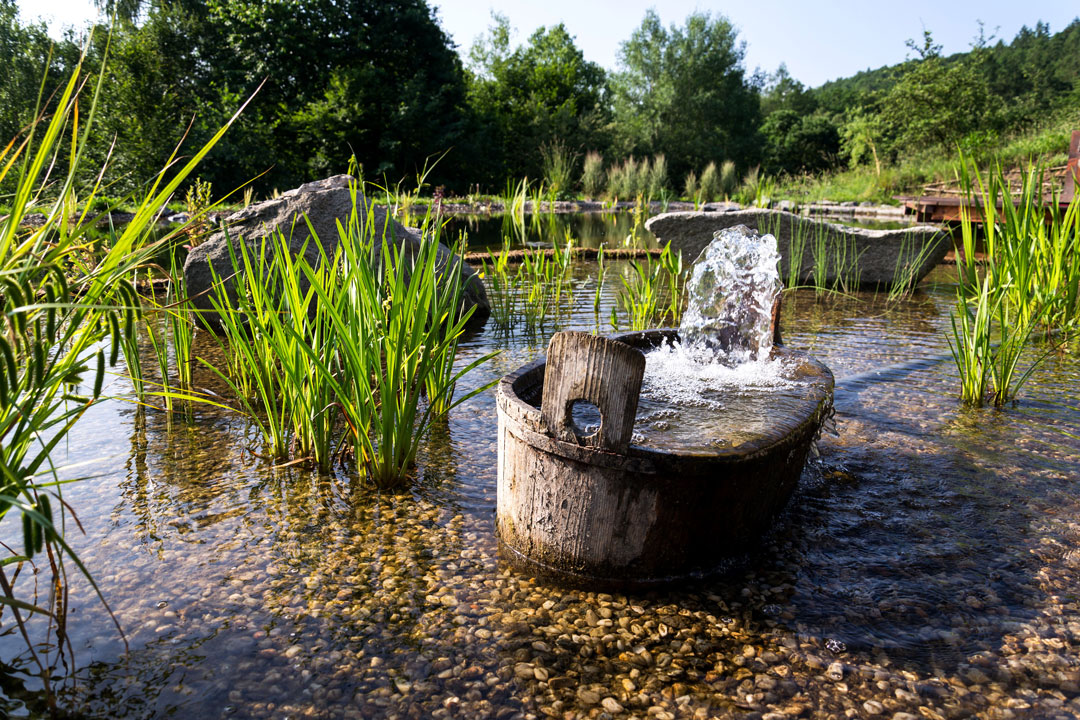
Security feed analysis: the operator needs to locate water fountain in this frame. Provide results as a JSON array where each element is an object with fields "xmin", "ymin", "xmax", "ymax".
[{"xmin": 496, "ymin": 225, "xmax": 834, "ymax": 588}]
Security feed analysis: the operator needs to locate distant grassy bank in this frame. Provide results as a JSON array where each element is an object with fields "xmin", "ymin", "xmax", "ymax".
[{"xmin": 770, "ymin": 110, "xmax": 1079, "ymax": 206}]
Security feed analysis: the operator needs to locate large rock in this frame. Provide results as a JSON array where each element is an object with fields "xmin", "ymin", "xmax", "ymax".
[
  {"xmin": 646, "ymin": 208, "xmax": 947, "ymax": 288},
  {"xmin": 183, "ymin": 175, "xmax": 488, "ymax": 328}
]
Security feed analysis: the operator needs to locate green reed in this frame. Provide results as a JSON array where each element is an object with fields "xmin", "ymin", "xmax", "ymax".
[
  {"xmin": 593, "ymin": 246, "xmax": 606, "ymax": 315},
  {"xmin": 786, "ymin": 220, "xmax": 809, "ymax": 291},
  {"xmin": 480, "ymin": 240, "xmax": 517, "ymax": 329},
  {"xmin": 887, "ymin": 230, "xmax": 944, "ymax": 303},
  {"xmin": 809, "ymin": 223, "xmax": 831, "ymax": 296},
  {"xmin": 615, "ymin": 243, "xmax": 685, "ymax": 330},
  {"xmin": 830, "ymin": 233, "xmax": 863, "ymax": 294},
  {"xmin": 205, "ymin": 186, "xmax": 495, "ymax": 484},
  {"xmin": 757, "ymin": 213, "xmax": 805, "ymax": 291},
  {"xmin": 0, "ymin": 37, "xmax": 249, "ymax": 702},
  {"xmin": 660, "ymin": 242, "xmax": 685, "ymax": 325},
  {"xmin": 947, "ymin": 157, "xmax": 1078, "ymax": 406}
]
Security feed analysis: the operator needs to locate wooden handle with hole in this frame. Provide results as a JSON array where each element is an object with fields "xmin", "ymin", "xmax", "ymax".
[{"xmin": 540, "ymin": 331, "xmax": 646, "ymax": 453}]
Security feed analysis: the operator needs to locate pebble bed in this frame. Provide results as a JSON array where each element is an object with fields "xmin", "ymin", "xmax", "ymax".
[{"xmin": 1, "ymin": 266, "xmax": 1079, "ymax": 720}]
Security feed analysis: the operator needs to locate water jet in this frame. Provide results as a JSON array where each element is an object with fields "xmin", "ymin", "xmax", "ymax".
[{"xmin": 496, "ymin": 226, "xmax": 834, "ymax": 588}]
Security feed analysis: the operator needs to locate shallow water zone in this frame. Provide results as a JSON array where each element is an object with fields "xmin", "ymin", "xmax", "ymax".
[{"xmin": 2, "ymin": 265, "xmax": 1080, "ymax": 720}]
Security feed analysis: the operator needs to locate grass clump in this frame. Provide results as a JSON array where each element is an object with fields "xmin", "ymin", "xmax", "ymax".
[
  {"xmin": 582, "ymin": 151, "xmax": 605, "ymax": 199},
  {"xmin": 205, "ymin": 186, "xmax": 496, "ymax": 485},
  {"xmin": 0, "ymin": 38, "xmax": 249, "ymax": 704},
  {"xmin": 947, "ymin": 157, "xmax": 1080, "ymax": 407},
  {"xmin": 540, "ymin": 139, "xmax": 577, "ymax": 199},
  {"xmin": 699, "ymin": 161, "xmax": 720, "ymax": 203}
]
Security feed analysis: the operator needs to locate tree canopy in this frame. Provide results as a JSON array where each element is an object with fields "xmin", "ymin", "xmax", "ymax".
[
  {"xmin": 610, "ymin": 10, "xmax": 761, "ymax": 182},
  {"xmin": 4, "ymin": 3, "xmax": 1078, "ymax": 196}
]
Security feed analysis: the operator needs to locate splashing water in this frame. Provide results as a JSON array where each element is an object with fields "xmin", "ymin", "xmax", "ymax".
[
  {"xmin": 678, "ymin": 224, "xmax": 782, "ymax": 365},
  {"xmin": 634, "ymin": 226, "xmax": 798, "ymax": 451}
]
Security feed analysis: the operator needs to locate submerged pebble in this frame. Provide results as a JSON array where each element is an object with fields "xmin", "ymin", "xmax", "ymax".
[{"xmin": 2, "ymin": 270, "xmax": 1079, "ymax": 720}]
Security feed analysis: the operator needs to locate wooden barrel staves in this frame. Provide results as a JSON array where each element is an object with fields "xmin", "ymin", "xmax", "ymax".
[{"xmin": 496, "ymin": 328, "xmax": 834, "ymax": 589}]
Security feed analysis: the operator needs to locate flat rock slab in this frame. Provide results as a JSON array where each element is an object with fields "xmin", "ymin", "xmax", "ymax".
[
  {"xmin": 645, "ymin": 208, "xmax": 947, "ymax": 288},
  {"xmin": 183, "ymin": 175, "xmax": 487, "ymax": 328}
]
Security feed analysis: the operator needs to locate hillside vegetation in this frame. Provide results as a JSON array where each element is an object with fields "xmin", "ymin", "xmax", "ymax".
[{"xmin": 2, "ymin": 0, "xmax": 1077, "ymax": 203}]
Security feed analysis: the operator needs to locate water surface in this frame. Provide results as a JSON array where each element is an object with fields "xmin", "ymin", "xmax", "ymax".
[{"xmin": 1, "ymin": 265, "xmax": 1079, "ymax": 720}]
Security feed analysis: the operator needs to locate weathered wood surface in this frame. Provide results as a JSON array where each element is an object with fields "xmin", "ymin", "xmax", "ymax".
[
  {"xmin": 496, "ymin": 329, "xmax": 834, "ymax": 589},
  {"xmin": 540, "ymin": 331, "xmax": 645, "ymax": 453}
]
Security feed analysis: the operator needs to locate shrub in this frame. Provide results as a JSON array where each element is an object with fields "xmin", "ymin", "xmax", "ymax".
[
  {"xmin": 582, "ymin": 151, "xmax": 605, "ymax": 199},
  {"xmin": 647, "ymin": 154, "xmax": 668, "ymax": 200},
  {"xmin": 683, "ymin": 170, "xmax": 698, "ymax": 202},
  {"xmin": 699, "ymin": 161, "xmax": 720, "ymax": 202}
]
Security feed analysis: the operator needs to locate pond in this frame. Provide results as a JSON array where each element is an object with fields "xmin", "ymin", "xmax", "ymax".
[
  {"xmin": 2, "ymin": 255, "xmax": 1079, "ymax": 718},
  {"xmin": 438, "ymin": 209, "xmax": 918, "ymax": 253},
  {"xmin": 442, "ymin": 211, "xmax": 659, "ymax": 252}
]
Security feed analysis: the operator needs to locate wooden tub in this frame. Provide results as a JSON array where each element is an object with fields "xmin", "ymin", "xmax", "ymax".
[{"xmin": 496, "ymin": 329, "xmax": 834, "ymax": 589}]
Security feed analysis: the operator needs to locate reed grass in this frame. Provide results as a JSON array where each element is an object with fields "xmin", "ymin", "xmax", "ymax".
[
  {"xmin": 582, "ymin": 151, "xmax": 605, "ymax": 199},
  {"xmin": 204, "ymin": 187, "xmax": 496, "ymax": 483},
  {"xmin": 887, "ymin": 230, "xmax": 944, "ymax": 303},
  {"xmin": 0, "ymin": 35, "xmax": 251, "ymax": 701},
  {"xmin": 699, "ymin": 161, "xmax": 719, "ymax": 203},
  {"xmin": 947, "ymin": 157, "xmax": 1078, "ymax": 406},
  {"xmin": 647, "ymin": 154, "xmax": 668, "ymax": 200},
  {"xmin": 540, "ymin": 140, "xmax": 576, "ymax": 200},
  {"xmin": 684, "ymin": 170, "xmax": 700, "ymax": 207},
  {"xmin": 480, "ymin": 241, "xmax": 516, "ymax": 329},
  {"xmin": 593, "ymin": 246, "xmax": 606, "ymax": 315},
  {"xmin": 719, "ymin": 160, "xmax": 738, "ymax": 199},
  {"xmin": 614, "ymin": 242, "xmax": 685, "ymax": 330}
]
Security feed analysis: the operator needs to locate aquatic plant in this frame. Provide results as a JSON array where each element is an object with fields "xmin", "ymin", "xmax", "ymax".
[
  {"xmin": 615, "ymin": 242, "xmax": 686, "ymax": 330},
  {"xmin": 501, "ymin": 176, "xmax": 529, "ymax": 243},
  {"xmin": 660, "ymin": 242, "xmax": 685, "ymax": 325},
  {"xmin": 0, "ymin": 42, "xmax": 249, "ymax": 703},
  {"xmin": 947, "ymin": 157, "xmax": 1079, "ymax": 406},
  {"xmin": 480, "ymin": 240, "xmax": 517, "ymax": 329},
  {"xmin": 829, "ymin": 233, "xmax": 863, "ymax": 294},
  {"xmin": 205, "ymin": 187, "xmax": 496, "ymax": 483},
  {"xmin": 593, "ymin": 245, "xmax": 606, "ymax": 315},
  {"xmin": 887, "ymin": 230, "xmax": 945, "ymax": 303}
]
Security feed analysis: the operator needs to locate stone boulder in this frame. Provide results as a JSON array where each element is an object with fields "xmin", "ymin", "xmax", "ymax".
[
  {"xmin": 183, "ymin": 175, "xmax": 488, "ymax": 328},
  {"xmin": 645, "ymin": 208, "xmax": 947, "ymax": 288}
]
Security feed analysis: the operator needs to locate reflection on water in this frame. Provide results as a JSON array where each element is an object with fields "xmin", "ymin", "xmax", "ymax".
[
  {"xmin": 2, "ymin": 263, "xmax": 1080, "ymax": 719},
  {"xmin": 443, "ymin": 211, "xmax": 657, "ymax": 252}
]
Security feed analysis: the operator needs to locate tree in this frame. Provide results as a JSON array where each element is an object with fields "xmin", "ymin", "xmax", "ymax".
[
  {"xmin": 466, "ymin": 14, "xmax": 608, "ymax": 183},
  {"xmin": 0, "ymin": 1, "xmax": 63, "ymax": 146},
  {"xmin": 760, "ymin": 64, "xmax": 817, "ymax": 117},
  {"xmin": 760, "ymin": 110, "xmax": 840, "ymax": 175},
  {"xmin": 874, "ymin": 30, "xmax": 993, "ymax": 157},
  {"xmin": 839, "ymin": 109, "xmax": 884, "ymax": 175},
  {"xmin": 77, "ymin": 0, "xmax": 477, "ymax": 193},
  {"xmin": 610, "ymin": 10, "xmax": 760, "ymax": 183}
]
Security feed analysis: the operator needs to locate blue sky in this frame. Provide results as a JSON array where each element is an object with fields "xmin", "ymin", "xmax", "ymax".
[{"xmin": 20, "ymin": 0, "xmax": 1080, "ymax": 87}]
